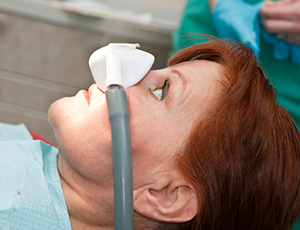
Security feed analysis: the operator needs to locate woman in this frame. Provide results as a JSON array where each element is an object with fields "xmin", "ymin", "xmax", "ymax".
[{"xmin": 1, "ymin": 39, "xmax": 300, "ymax": 229}]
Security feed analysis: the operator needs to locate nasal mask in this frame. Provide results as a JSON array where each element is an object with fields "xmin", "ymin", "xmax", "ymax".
[{"xmin": 89, "ymin": 43, "xmax": 154, "ymax": 90}]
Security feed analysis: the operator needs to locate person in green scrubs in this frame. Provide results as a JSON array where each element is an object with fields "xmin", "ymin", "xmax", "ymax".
[
  {"xmin": 172, "ymin": 0, "xmax": 300, "ymax": 130},
  {"xmin": 172, "ymin": 0, "xmax": 300, "ymax": 229}
]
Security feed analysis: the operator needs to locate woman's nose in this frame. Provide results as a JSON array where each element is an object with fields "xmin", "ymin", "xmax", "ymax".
[
  {"xmin": 124, "ymin": 70, "xmax": 151, "ymax": 93},
  {"xmin": 123, "ymin": 84, "xmax": 139, "ymax": 97}
]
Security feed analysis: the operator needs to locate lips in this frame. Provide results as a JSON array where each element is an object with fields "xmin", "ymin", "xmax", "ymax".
[
  {"xmin": 81, "ymin": 90, "xmax": 90, "ymax": 105},
  {"xmin": 88, "ymin": 84, "xmax": 98, "ymax": 93},
  {"xmin": 80, "ymin": 84, "xmax": 103, "ymax": 105}
]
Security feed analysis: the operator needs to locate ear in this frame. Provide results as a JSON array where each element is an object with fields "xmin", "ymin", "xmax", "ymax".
[{"xmin": 133, "ymin": 176, "xmax": 198, "ymax": 223}]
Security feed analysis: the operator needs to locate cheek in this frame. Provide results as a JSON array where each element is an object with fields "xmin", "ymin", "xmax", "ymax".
[
  {"xmin": 130, "ymin": 110, "xmax": 174, "ymax": 160},
  {"xmin": 61, "ymin": 126, "xmax": 113, "ymax": 183},
  {"xmin": 130, "ymin": 117, "xmax": 179, "ymax": 188},
  {"xmin": 127, "ymin": 92, "xmax": 174, "ymax": 156},
  {"xmin": 70, "ymin": 117, "xmax": 113, "ymax": 183}
]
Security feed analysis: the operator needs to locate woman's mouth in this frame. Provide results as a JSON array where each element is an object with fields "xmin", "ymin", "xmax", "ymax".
[{"xmin": 80, "ymin": 90, "xmax": 90, "ymax": 105}]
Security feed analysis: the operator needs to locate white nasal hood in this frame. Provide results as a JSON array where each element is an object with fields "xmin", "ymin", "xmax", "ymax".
[{"xmin": 88, "ymin": 43, "xmax": 155, "ymax": 91}]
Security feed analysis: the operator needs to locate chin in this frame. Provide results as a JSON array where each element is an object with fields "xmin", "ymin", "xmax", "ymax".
[{"xmin": 48, "ymin": 97, "xmax": 70, "ymax": 129}]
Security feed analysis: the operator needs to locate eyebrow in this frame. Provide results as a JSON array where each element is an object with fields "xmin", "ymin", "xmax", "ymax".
[{"xmin": 171, "ymin": 68, "xmax": 187, "ymax": 94}]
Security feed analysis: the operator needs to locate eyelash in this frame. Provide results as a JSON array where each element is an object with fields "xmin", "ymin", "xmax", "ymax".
[{"xmin": 151, "ymin": 80, "xmax": 169, "ymax": 101}]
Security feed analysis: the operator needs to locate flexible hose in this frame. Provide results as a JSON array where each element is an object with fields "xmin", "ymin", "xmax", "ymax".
[{"xmin": 106, "ymin": 88, "xmax": 134, "ymax": 230}]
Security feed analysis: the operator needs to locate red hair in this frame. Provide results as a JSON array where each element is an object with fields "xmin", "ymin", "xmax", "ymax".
[{"xmin": 162, "ymin": 38, "xmax": 300, "ymax": 229}]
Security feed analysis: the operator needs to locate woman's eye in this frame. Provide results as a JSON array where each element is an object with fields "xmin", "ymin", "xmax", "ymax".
[{"xmin": 151, "ymin": 80, "xmax": 169, "ymax": 101}]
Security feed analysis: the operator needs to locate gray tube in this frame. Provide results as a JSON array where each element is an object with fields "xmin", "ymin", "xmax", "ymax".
[{"xmin": 106, "ymin": 89, "xmax": 134, "ymax": 230}]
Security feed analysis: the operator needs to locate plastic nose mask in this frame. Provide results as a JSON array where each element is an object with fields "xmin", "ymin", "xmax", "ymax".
[{"xmin": 88, "ymin": 43, "xmax": 155, "ymax": 91}]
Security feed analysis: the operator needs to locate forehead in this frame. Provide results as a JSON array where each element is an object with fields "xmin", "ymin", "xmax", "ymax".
[
  {"xmin": 172, "ymin": 59, "xmax": 222, "ymax": 78},
  {"xmin": 186, "ymin": 60, "xmax": 221, "ymax": 108},
  {"xmin": 170, "ymin": 60, "xmax": 222, "ymax": 95}
]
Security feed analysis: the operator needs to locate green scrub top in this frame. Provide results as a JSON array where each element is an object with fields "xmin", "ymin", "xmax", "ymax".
[
  {"xmin": 172, "ymin": 0, "xmax": 300, "ymax": 132},
  {"xmin": 172, "ymin": 0, "xmax": 300, "ymax": 229}
]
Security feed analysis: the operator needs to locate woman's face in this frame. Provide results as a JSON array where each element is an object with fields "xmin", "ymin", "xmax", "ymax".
[{"xmin": 48, "ymin": 60, "xmax": 221, "ymax": 189}]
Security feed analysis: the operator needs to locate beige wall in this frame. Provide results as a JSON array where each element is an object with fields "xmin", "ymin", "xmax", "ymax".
[{"xmin": 0, "ymin": 3, "xmax": 174, "ymax": 145}]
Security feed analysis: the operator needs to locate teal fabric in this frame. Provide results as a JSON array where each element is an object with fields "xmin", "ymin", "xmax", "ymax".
[
  {"xmin": 213, "ymin": 0, "xmax": 263, "ymax": 56},
  {"xmin": 0, "ymin": 123, "xmax": 33, "ymax": 141},
  {"xmin": 212, "ymin": 0, "xmax": 300, "ymax": 65},
  {"xmin": 294, "ymin": 218, "xmax": 300, "ymax": 230},
  {"xmin": 172, "ymin": 0, "xmax": 300, "ymax": 131},
  {"xmin": 262, "ymin": 29, "xmax": 300, "ymax": 65},
  {"xmin": 0, "ymin": 122, "xmax": 71, "ymax": 230}
]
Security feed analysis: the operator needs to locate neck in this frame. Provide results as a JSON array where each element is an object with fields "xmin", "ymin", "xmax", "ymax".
[{"xmin": 58, "ymin": 154, "xmax": 115, "ymax": 230}]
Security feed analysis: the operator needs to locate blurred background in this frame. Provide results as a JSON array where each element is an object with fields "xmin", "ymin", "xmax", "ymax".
[{"xmin": 0, "ymin": 0, "xmax": 185, "ymax": 145}]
